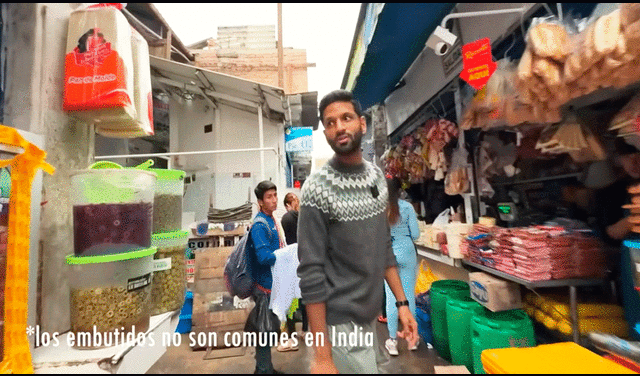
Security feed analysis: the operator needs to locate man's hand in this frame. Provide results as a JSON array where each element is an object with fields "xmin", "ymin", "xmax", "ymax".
[
  {"xmin": 396, "ymin": 305, "xmax": 419, "ymax": 349},
  {"xmin": 310, "ymin": 354, "xmax": 339, "ymax": 374}
]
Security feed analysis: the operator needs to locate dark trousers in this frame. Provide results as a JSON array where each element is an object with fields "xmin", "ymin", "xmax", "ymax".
[
  {"xmin": 255, "ymin": 343, "xmax": 274, "ymax": 374},
  {"xmin": 253, "ymin": 290, "xmax": 275, "ymax": 374},
  {"xmin": 285, "ymin": 300, "xmax": 308, "ymax": 334}
]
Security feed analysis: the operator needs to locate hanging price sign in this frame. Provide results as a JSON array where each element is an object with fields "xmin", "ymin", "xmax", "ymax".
[{"xmin": 459, "ymin": 38, "xmax": 496, "ymax": 90}]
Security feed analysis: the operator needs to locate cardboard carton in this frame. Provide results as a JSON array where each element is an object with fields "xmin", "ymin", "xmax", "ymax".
[{"xmin": 469, "ymin": 272, "xmax": 522, "ymax": 312}]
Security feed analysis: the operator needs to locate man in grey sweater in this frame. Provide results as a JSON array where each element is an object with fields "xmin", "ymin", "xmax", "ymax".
[{"xmin": 297, "ymin": 90, "xmax": 418, "ymax": 374}]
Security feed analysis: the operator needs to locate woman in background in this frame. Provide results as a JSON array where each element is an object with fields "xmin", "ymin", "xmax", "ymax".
[{"xmin": 384, "ymin": 177, "xmax": 421, "ymax": 356}]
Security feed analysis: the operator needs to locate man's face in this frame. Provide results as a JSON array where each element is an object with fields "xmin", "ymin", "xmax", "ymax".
[
  {"xmin": 258, "ymin": 189, "xmax": 278, "ymax": 215},
  {"xmin": 621, "ymin": 153, "xmax": 640, "ymax": 179},
  {"xmin": 322, "ymin": 101, "xmax": 366, "ymax": 156},
  {"xmin": 286, "ymin": 195, "xmax": 300, "ymax": 212}
]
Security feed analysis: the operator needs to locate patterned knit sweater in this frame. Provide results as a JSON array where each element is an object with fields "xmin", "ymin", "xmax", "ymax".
[{"xmin": 297, "ymin": 156, "xmax": 397, "ymax": 325}]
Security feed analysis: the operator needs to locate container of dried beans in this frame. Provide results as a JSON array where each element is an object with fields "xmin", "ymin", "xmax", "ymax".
[
  {"xmin": 150, "ymin": 230, "xmax": 188, "ymax": 315},
  {"xmin": 133, "ymin": 159, "xmax": 185, "ymax": 233},
  {"xmin": 66, "ymin": 246, "xmax": 156, "ymax": 349}
]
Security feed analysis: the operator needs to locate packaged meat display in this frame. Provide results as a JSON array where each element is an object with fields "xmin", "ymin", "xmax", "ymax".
[{"xmin": 463, "ymin": 225, "xmax": 606, "ymax": 281}]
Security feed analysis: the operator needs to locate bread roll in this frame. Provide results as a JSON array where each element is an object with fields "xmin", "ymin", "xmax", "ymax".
[
  {"xmin": 582, "ymin": 23, "xmax": 598, "ymax": 64},
  {"xmin": 624, "ymin": 19, "xmax": 640, "ymax": 52},
  {"xmin": 518, "ymin": 48, "xmax": 534, "ymax": 81},
  {"xmin": 593, "ymin": 10, "xmax": 621, "ymax": 56},
  {"xmin": 533, "ymin": 57, "xmax": 563, "ymax": 87},
  {"xmin": 529, "ymin": 23, "xmax": 571, "ymax": 62},
  {"xmin": 564, "ymin": 53, "xmax": 584, "ymax": 83},
  {"xmin": 620, "ymin": 3, "xmax": 640, "ymax": 29}
]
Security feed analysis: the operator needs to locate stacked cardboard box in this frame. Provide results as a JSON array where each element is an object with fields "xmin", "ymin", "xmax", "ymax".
[{"xmin": 191, "ymin": 246, "xmax": 250, "ymax": 350}]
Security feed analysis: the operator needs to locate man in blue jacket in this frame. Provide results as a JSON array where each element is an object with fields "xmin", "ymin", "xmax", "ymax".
[{"xmin": 247, "ymin": 180, "xmax": 284, "ymax": 374}]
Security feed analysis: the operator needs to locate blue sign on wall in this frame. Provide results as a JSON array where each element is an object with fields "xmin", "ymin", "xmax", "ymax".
[{"xmin": 285, "ymin": 127, "xmax": 313, "ymax": 152}]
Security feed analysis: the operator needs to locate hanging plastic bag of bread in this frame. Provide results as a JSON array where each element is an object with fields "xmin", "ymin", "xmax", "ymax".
[
  {"xmin": 63, "ymin": 3, "xmax": 136, "ymax": 124},
  {"xmin": 444, "ymin": 142, "xmax": 470, "ymax": 196},
  {"xmin": 95, "ymin": 28, "xmax": 154, "ymax": 138},
  {"xmin": 526, "ymin": 17, "xmax": 571, "ymax": 63}
]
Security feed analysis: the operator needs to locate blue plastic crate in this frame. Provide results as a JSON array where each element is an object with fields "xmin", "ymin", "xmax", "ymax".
[{"xmin": 176, "ymin": 314, "xmax": 192, "ymax": 334}]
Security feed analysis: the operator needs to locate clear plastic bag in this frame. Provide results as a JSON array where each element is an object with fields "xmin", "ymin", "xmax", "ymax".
[{"xmin": 444, "ymin": 143, "xmax": 470, "ymax": 196}]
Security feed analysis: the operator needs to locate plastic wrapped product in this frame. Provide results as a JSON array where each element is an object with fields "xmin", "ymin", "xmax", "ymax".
[
  {"xmin": 593, "ymin": 9, "xmax": 622, "ymax": 57},
  {"xmin": 96, "ymin": 28, "xmax": 154, "ymax": 138},
  {"xmin": 63, "ymin": 4, "xmax": 136, "ymax": 124},
  {"xmin": 528, "ymin": 22, "xmax": 571, "ymax": 62}
]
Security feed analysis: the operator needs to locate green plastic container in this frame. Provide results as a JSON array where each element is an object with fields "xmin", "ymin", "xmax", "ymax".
[
  {"xmin": 66, "ymin": 247, "xmax": 157, "ymax": 349},
  {"xmin": 430, "ymin": 280, "xmax": 470, "ymax": 361},
  {"xmin": 470, "ymin": 309, "xmax": 536, "ymax": 374},
  {"xmin": 150, "ymin": 230, "xmax": 189, "ymax": 315},
  {"xmin": 446, "ymin": 296, "xmax": 486, "ymax": 373},
  {"xmin": 134, "ymin": 160, "xmax": 186, "ymax": 233}
]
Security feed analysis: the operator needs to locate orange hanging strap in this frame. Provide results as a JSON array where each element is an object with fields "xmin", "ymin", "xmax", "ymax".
[{"xmin": 0, "ymin": 125, "xmax": 54, "ymax": 374}]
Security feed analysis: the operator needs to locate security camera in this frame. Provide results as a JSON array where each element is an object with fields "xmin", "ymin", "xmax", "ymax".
[{"xmin": 426, "ymin": 25, "xmax": 458, "ymax": 56}]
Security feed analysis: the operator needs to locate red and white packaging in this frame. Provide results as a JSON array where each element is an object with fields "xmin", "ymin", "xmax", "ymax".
[
  {"xmin": 63, "ymin": 4, "xmax": 136, "ymax": 123},
  {"xmin": 96, "ymin": 27, "xmax": 154, "ymax": 137}
]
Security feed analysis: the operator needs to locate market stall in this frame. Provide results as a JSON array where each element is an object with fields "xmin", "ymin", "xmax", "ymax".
[{"xmin": 346, "ymin": 3, "xmax": 640, "ymax": 373}]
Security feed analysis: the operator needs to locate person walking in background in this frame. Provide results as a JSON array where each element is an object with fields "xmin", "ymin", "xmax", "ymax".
[
  {"xmin": 383, "ymin": 176, "xmax": 421, "ymax": 356},
  {"xmin": 277, "ymin": 192, "xmax": 308, "ymax": 352},
  {"xmin": 297, "ymin": 90, "xmax": 418, "ymax": 374},
  {"xmin": 247, "ymin": 180, "xmax": 284, "ymax": 374},
  {"xmin": 281, "ymin": 193, "xmax": 300, "ymax": 245}
]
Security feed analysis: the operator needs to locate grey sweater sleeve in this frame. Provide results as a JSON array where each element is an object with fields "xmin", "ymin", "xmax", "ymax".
[{"xmin": 296, "ymin": 192, "xmax": 330, "ymax": 304}]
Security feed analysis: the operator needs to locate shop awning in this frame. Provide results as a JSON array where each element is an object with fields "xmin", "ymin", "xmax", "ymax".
[
  {"xmin": 149, "ymin": 55, "xmax": 286, "ymax": 117},
  {"xmin": 341, "ymin": 3, "xmax": 456, "ymax": 111}
]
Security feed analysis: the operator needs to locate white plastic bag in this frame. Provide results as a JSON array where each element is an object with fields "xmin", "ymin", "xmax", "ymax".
[{"xmin": 433, "ymin": 208, "xmax": 451, "ymax": 228}]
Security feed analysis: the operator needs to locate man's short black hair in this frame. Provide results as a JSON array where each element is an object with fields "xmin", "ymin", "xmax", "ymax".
[
  {"xmin": 254, "ymin": 180, "xmax": 277, "ymax": 201},
  {"xmin": 318, "ymin": 90, "xmax": 363, "ymax": 125}
]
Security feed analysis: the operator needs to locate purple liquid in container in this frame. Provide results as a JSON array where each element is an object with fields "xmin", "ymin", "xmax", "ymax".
[{"xmin": 73, "ymin": 202, "xmax": 153, "ymax": 256}]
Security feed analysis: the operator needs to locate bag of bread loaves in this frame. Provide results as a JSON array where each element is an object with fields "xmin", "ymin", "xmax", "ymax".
[
  {"xmin": 63, "ymin": 3, "xmax": 136, "ymax": 124},
  {"xmin": 526, "ymin": 18, "xmax": 571, "ymax": 63},
  {"xmin": 95, "ymin": 28, "xmax": 154, "ymax": 138}
]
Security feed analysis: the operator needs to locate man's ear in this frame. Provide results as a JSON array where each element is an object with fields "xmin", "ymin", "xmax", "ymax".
[{"xmin": 360, "ymin": 116, "xmax": 367, "ymax": 135}]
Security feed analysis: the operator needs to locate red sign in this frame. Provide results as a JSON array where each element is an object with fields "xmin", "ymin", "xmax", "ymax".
[
  {"xmin": 294, "ymin": 180, "xmax": 301, "ymax": 189},
  {"xmin": 460, "ymin": 38, "xmax": 496, "ymax": 90}
]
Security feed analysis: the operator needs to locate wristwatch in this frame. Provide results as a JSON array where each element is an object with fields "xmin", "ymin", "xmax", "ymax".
[{"xmin": 395, "ymin": 300, "xmax": 409, "ymax": 308}]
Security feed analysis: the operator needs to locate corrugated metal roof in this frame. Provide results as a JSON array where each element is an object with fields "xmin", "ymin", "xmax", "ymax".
[{"xmin": 149, "ymin": 55, "xmax": 285, "ymax": 116}]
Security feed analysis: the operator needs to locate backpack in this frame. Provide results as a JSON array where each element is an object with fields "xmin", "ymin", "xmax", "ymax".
[{"xmin": 223, "ymin": 216, "xmax": 271, "ymax": 299}]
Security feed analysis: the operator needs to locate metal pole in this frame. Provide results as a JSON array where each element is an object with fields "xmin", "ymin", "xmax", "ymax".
[
  {"xmin": 441, "ymin": 7, "xmax": 528, "ymax": 28},
  {"xmin": 94, "ymin": 147, "xmax": 278, "ymax": 160},
  {"xmin": 259, "ymin": 105, "xmax": 265, "ymax": 181},
  {"xmin": 277, "ymin": 3, "xmax": 284, "ymax": 89}
]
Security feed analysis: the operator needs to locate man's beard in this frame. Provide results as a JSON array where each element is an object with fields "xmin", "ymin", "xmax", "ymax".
[{"xmin": 327, "ymin": 129, "xmax": 363, "ymax": 156}]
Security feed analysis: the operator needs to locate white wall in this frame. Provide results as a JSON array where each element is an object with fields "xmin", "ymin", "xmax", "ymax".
[
  {"xmin": 384, "ymin": 3, "xmax": 537, "ymax": 133},
  {"xmin": 170, "ymin": 96, "xmax": 286, "ymax": 222},
  {"xmin": 4, "ymin": 3, "xmax": 95, "ymax": 337}
]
